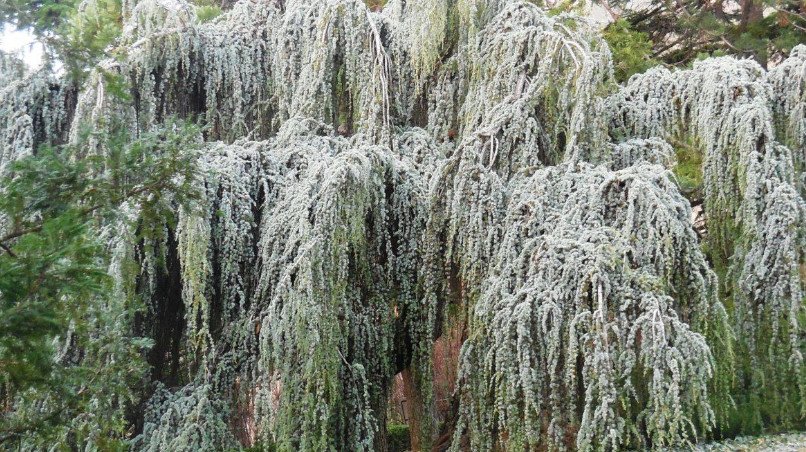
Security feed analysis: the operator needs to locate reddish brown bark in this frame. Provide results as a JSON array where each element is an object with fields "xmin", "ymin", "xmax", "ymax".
[{"xmin": 401, "ymin": 368, "xmax": 428, "ymax": 451}]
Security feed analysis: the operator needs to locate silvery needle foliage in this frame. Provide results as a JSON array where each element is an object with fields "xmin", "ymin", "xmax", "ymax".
[{"xmin": 0, "ymin": 0, "xmax": 802, "ymax": 450}]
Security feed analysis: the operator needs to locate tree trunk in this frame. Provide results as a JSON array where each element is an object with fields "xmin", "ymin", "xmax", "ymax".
[{"xmin": 402, "ymin": 367, "xmax": 433, "ymax": 451}]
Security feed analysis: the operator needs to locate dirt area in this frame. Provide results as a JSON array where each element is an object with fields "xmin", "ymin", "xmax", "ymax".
[{"xmin": 692, "ymin": 432, "xmax": 806, "ymax": 451}]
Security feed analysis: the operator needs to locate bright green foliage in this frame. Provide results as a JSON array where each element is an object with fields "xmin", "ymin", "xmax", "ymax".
[
  {"xmin": 0, "ymin": 205, "xmax": 104, "ymax": 391},
  {"xmin": 387, "ymin": 424, "xmax": 411, "ymax": 452},
  {"xmin": 603, "ymin": 19, "xmax": 657, "ymax": 82},
  {"xmin": 196, "ymin": 5, "xmax": 221, "ymax": 23},
  {"xmin": 0, "ymin": 121, "xmax": 201, "ymax": 448},
  {"xmin": 63, "ymin": 0, "xmax": 124, "ymax": 75},
  {"xmin": 672, "ymin": 137, "xmax": 704, "ymax": 200}
]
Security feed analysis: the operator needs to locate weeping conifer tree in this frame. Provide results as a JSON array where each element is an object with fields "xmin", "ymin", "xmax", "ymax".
[
  {"xmin": 608, "ymin": 54, "xmax": 805, "ymax": 432},
  {"xmin": 0, "ymin": 0, "xmax": 803, "ymax": 450}
]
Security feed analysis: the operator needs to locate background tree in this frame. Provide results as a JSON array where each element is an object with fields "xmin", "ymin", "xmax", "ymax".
[
  {"xmin": 602, "ymin": 18, "xmax": 658, "ymax": 81},
  {"xmin": 0, "ymin": 120, "xmax": 200, "ymax": 448},
  {"xmin": 0, "ymin": 0, "xmax": 122, "ymax": 77},
  {"xmin": 604, "ymin": 0, "xmax": 806, "ymax": 67}
]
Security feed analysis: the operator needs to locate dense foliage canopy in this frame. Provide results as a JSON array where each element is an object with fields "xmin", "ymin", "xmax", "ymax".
[{"xmin": 0, "ymin": 0, "xmax": 803, "ymax": 450}]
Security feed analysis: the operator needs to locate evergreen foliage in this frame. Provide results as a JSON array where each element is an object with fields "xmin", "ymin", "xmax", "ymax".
[
  {"xmin": 0, "ymin": 119, "xmax": 200, "ymax": 448},
  {"xmin": 0, "ymin": 0, "xmax": 803, "ymax": 451},
  {"xmin": 609, "ymin": 0, "xmax": 806, "ymax": 67},
  {"xmin": 602, "ymin": 19, "xmax": 657, "ymax": 82},
  {"xmin": 608, "ymin": 51, "xmax": 805, "ymax": 433}
]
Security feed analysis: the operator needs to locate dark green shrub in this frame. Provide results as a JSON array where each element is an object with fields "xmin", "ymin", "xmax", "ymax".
[{"xmin": 387, "ymin": 424, "xmax": 411, "ymax": 452}]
